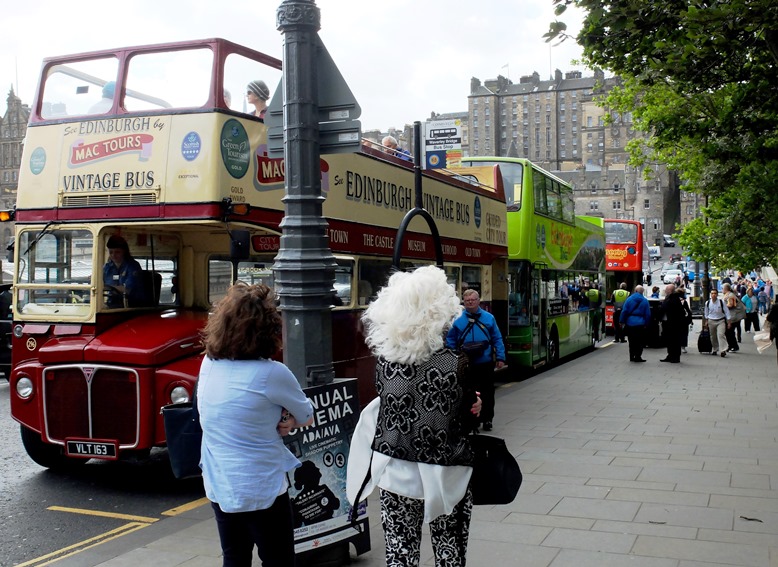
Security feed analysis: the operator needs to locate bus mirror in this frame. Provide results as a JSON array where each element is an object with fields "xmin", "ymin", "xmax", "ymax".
[
  {"xmin": 230, "ymin": 230, "xmax": 251, "ymax": 260},
  {"xmin": 5, "ymin": 238, "xmax": 13, "ymax": 263},
  {"xmin": 541, "ymin": 269, "xmax": 550, "ymax": 282},
  {"xmin": 0, "ymin": 209, "xmax": 15, "ymax": 222}
]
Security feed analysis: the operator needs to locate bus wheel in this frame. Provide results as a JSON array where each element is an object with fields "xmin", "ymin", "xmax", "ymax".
[
  {"xmin": 547, "ymin": 330, "xmax": 560, "ymax": 366},
  {"xmin": 20, "ymin": 425, "xmax": 85, "ymax": 469}
]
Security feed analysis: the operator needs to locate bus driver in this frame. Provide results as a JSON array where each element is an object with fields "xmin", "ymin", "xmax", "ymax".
[{"xmin": 103, "ymin": 235, "xmax": 146, "ymax": 308}]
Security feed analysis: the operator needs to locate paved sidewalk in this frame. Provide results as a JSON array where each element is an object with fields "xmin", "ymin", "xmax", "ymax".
[{"xmin": 57, "ymin": 318, "xmax": 778, "ymax": 566}]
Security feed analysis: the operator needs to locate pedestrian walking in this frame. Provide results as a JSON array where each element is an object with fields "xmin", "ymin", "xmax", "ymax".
[
  {"xmin": 197, "ymin": 282, "xmax": 315, "ymax": 567},
  {"xmin": 677, "ymin": 287, "xmax": 694, "ymax": 354},
  {"xmin": 447, "ymin": 289, "xmax": 506, "ymax": 432},
  {"xmin": 743, "ymin": 287, "xmax": 760, "ymax": 333},
  {"xmin": 611, "ymin": 282, "xmax": 630, "ymax": 343},
  {"xmin": 766, "ymin": 303, "xmax": 778, "ymax": 366},
  {"xmin": 659, "ymin": 284, "xmax": 685, "ymax": 363},
  {"xmin": 348, "ymin": 265, "xmax": 483, "ymax": 567},
  {"xmin": 722, "ymin": 283, "xmax": 744, "ymax": 352},
  {"xmin": 704, "ymin": 289, "xmax": 731, "ymax": 357},
  {"xmin": 619, "ymin": 285, "xmax": 651, "ymax": 362}
]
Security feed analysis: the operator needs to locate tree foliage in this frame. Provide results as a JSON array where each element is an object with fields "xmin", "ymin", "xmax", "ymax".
[{"xmin": 547, "ymin": 0, "xmax": 778, "ymax": 271}]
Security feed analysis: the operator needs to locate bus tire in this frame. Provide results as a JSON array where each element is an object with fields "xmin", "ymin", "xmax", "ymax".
[
  {"xmin": 20, "ymin": 425, "xmax": 84, "ymax": 469},
  {"xmin": 547, "ymin": 329, "xmax": 560, "ymax": 366}
]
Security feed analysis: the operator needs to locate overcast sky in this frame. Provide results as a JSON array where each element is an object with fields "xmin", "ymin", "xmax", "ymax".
[{"xmin": 0, "ymin": 0, "xmax": 586, "ymax": 130}]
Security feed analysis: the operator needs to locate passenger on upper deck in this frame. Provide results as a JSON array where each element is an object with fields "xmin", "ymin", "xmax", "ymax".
[
  {"xmin": 89, "ymin": 81, "xmax": 115, "ymax": 114},
  {"xmin": 381, "ymin": 135, "xmax": 412, "ymax": 161},
  {"xmin": 246, "ymin": 80, "xmax": 270, "ymax": 121},
  {"xmin": 103, "ymin": 235, "xmax": 146, "ymax": 308}
]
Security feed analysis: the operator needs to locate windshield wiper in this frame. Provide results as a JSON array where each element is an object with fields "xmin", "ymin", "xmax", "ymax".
[{"xmin": 23, "ymin": 221, "xmax": 55, "ymax": 256}]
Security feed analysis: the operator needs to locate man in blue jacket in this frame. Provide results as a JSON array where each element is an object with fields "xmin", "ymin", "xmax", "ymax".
[
  {"xmin": 619, "ymin": 285, "xmax": 652, "ymax": 362},
  {"xmin": 446, "ymin": 289, "xmax": 505, "ymax": 431}
]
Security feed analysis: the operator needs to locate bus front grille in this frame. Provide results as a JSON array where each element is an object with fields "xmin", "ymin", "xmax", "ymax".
[
  {"xmin": 61, "ymin": 192, "xmax": 158, "ymax": 207},
  {"xmin": 43, "ymin": 365, "xmax": 140, "ymax": 447}
]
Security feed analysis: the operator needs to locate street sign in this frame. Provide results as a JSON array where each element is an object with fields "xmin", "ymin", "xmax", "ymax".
[
  {"xmin": 424, "ymin": 119, "xmax": 463, "ymax": 169},
  {"xmin": 266, "ymin": 36, "xmax": 361, "ymax": 157}
]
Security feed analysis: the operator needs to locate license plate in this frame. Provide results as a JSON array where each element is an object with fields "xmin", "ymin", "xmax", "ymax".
[{"xmin": 65, "ymin": 439, "xmax": 118, "ymax": 460}]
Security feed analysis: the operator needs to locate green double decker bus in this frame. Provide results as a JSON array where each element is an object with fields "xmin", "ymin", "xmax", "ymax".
[{"xmin": 459, "ymin": 157, "xmax": 605, "ymax": 370}]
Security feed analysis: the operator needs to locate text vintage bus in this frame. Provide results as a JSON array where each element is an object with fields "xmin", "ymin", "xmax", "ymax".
[
  {"xmin": 6, "ymin": 38, "xmax": 508, "ymax": 470},
  {"xmin": 601, "ymin": 219, "xmax": 647, "ymax": 333},
  {"xmin": 457, "ymin": 157, "xmax": 605, "ymax": 370}
]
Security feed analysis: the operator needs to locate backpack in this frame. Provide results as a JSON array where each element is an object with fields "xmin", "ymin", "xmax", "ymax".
[{"xmin": 457, "ymin": 317, "xmax": 491, "ymax": 361}]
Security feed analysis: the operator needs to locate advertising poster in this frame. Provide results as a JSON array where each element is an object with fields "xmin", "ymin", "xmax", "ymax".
[{"xmin": 283, "ymin": 378, "xmax": 366, "ymax": 553}]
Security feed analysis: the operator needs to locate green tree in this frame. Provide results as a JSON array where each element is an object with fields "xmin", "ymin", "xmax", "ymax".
[{"xmin": 548, "ymin": 0, "xmax": 778, "ymax": 271}]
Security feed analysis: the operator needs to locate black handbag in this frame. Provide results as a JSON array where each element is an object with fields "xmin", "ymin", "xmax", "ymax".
[
  {"xmin": 469, "ymin": 434, "xmax": 522, "ymax": 505},
  {"xmin": 161, "ymin": 383, "xmax": 202, "ymax": 479}
]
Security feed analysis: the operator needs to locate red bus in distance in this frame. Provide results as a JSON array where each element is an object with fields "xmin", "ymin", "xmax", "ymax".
[{"xmin": 604, "ymin": 219, "xmax": 648, "ymax": 333}]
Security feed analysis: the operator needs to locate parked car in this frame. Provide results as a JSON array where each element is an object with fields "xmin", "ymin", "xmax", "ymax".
[
  {"xmin": 669, "ymin": 252, "xmax": 683, "ymax": 262},
  {"xmin": 663, "ymin": 234, "xmax": 676, "ymax": 247},
  {"xmin": 663, "ymin": 269, "xmax": 684, "ymax": 284},
  {"xmin": 647, "ymin": 246, "xmax": 661, "ymax": 261}
]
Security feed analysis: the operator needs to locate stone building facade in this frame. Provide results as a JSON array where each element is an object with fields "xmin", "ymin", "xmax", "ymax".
[
  {"xmin": 467, "ymin": 70, "xmax": 681, "ymax": 248},
  {"xmin": 0, "ymin": 87, "xmax": 29, "ymax": 256}
]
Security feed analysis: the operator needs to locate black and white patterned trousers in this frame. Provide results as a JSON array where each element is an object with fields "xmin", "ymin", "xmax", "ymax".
[{"xmin": 380, "ymin": 487, "xmax": 472, "ymax": 567}]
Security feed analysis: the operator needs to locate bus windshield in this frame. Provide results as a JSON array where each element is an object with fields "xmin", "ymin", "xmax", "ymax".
[
  {"xmin": 605, "ymin": 222, "xmax": 638, "ymax": 244},
  {"xmin": 16, "ymin": 228, "xmax": 93, "ymax": 317}
]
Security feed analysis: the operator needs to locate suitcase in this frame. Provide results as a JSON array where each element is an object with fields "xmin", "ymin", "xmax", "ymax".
[{"xmin": 697, "ymin": 329, "xmax": 712, "ymax": 353}]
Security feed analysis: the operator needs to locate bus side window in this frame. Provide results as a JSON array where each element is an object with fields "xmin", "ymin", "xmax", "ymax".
[
  {"xmin": 208, "ymin": 259, "xmax": 233, "ymax": 305},
  {"xmin": 334, "ymin": 260, "xmax": 353, "ymax": 306},
  {"xmin": 533, "ymin": 173, "xmax": 548, "ymax": 214},
  {"xmin": 357, "ymin": 259, "xmax": 393, "ymax": 306},
  {"xmin": 461, "ymin": 266, "xmax": 481, "ymax": 298}
]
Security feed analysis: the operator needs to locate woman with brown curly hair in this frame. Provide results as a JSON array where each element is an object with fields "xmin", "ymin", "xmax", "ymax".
[{"xmin": 198, "ymin": 282, "xmax": 313, "ymax": 567}]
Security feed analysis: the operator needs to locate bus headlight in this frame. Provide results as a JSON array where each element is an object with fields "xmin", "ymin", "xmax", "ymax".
[
  {"xmin": 13, "ymin": 324, "xmax": 23, "ymax": 338},
  {"xmin": 170, "ymin": 386, "xmax": 190, "ymax": 404},
  {"xmin": 16, "ymin": 376, "xmax": 34, "ymax": 399}
]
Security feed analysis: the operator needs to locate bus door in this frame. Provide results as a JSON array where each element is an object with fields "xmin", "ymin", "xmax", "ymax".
[{"xmin": 531, "ymin": 263, "xmax": 548, "ymax": 363}]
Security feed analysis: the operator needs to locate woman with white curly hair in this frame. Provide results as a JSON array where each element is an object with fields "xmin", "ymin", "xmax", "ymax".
[{"xmin": 347, "ymin": 265, "xmax": 481, "ymax": 567}]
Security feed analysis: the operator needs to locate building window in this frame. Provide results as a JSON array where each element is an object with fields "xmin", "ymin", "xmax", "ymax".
[
  {"xmin": 644, "ymin": 199, "xmax": 650, "ymax": 209},
  {"xmin": 485, "ymin": 108, "xmax": 490, "ymax": 116},
  {"xmin": 473, "ymin": 120, "xmax": 478, "ymax": 128},
  {"xmin": 591, "ymin": 182, "xmax": 597, "ymax": 192},
  {"xmin": 561, "ymin": 150, "xmax": 566, "ymax": 157},
  {"xmin": 589, "ymin": 200, "xmax": 599, "ymax": 211},
  {"xmin": 587, "ymin": 116, "xmax": 593, "ymax": 127}
]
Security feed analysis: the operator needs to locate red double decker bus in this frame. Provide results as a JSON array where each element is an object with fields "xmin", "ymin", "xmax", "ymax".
[{"xmin": 604, "ymin": 219, "xmax": 648, "ymax": 333}]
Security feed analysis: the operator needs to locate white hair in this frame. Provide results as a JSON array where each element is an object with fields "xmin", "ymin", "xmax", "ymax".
[{"xmin": 361, "ymin": 265, "xmax": 462, "ymax": 365}]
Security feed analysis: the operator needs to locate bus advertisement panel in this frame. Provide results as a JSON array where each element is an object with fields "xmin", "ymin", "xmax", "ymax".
[
  {"xmin": 457, "ymin": 157, "xmax": 605, "ymax": 371},
  {"xmin": 7, "ymin": 39, "xmax": 508, "ymax": 478}
]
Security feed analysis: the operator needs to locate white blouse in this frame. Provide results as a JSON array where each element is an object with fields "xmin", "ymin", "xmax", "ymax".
[{"xmin": 346, "ymin": 397, "xmax": 473, "ymax": 523}]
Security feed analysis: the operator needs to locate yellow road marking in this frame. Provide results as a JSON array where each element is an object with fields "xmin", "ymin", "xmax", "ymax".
[
  {"xmin": 47, "ymin": 505, "xmax": 158, "ymax": 523},
  {"xmin": 14, "ymin": 522, "xmax": 150, "ymax": 567},
  {"xmin": 21, "ymin": 497, "xmax": 209, "ymax": 566},
  {"xmin": 162, "ymin": 496, "xmax": 210, "ymax": 516}
]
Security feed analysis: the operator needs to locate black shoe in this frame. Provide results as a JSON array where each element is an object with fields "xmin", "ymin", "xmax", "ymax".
[
  {"xmin": 621, "ymin": 340, "xmax": 627, "ymax": 343},
  {"xmin": 482, "ymin": 422, "xmax": 492, "ymax": 431},
  {"xmin": 721, "ymin": 351, "xmax": 727, "ymax": 357}
]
